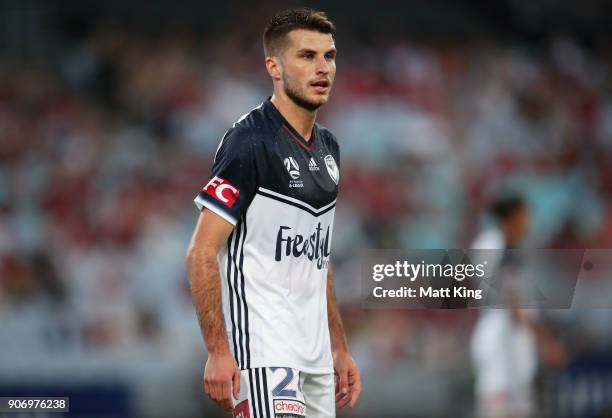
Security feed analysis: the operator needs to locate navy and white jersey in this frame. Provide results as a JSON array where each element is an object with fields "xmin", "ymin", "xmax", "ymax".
[{"xmin": 194, "ymin": 98, "xmax": 339, "ymax": 373}]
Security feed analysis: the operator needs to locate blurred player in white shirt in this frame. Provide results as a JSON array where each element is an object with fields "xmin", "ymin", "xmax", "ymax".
[{"xmin": 471, "ymin": 196, "xmax": 565, "ymax": 418}]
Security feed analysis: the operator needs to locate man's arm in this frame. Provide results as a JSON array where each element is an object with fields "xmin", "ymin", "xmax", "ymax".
[
  {"xmin": 327, "ymin": 264, "xmax": 361, "ymax": 409},
  {"xmin": 511, "ymin": 308, "xmax": 566, "ymax": 368},
  {"xmin": 186, "ymin": 209, "xmax": 240, "ymax": 412}
]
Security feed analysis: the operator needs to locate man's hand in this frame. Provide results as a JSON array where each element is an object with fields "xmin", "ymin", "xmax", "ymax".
[
  {"xmin": 188, "ymin": 209, "xmax": 238, "ymax": 412},
  {"xmin": 333, "ymin": 351, "xmax": 361, "ymax": 409},
  {"xmin": 204, "ymin": 353, "xmax": 241, "ymax": 413}
]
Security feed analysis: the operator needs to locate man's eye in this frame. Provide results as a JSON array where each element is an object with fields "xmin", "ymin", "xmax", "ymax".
[{"xmin": 303, "ymin": 53, "xmax": 314, "ymax": 59}]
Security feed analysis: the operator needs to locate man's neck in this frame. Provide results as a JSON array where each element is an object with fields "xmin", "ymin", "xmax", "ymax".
[
  {"xmin": 501, "ymin": 224, "xmax": 519, "ymax": 247},
  {"xmin": 271, "ymin": 93, "xmax": 317, "ymax": 141}
]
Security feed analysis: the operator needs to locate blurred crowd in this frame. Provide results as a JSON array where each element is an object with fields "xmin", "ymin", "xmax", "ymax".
[{"xmin": 1, "ymin": 27, "xmax": 612, "ymax": 416}]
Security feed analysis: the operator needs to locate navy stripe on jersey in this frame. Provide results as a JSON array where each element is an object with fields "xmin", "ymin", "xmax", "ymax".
[
  {"xmin": 261, "ymin": 369, "xmax": 271, "ymax": 417},
  {"xmin": 255, "ymin": 369, "xmax": 265, "ymax": 418},
  {"xmin": 233, "ymin": 220, "xmax": 245, "ymax": 368},
  {"xmin": 243, "ymin": 368, "xmax": 272, "ymax": 418},
  {"xmin": 238, "ymin": 216, "xmax": 251, "ymax": 369},
  {"xmin": 248, "ymin": 369, "xmax": 258, "ymax": 418},
  {"xmin": 226, "ymin": 217, "xmax": 250, "ymax": 369},
  {"xmin": 256, "ymin": 188, "xmax": 336, "ymax": 217},
  {"xmin": 226, "ymin": 231, "xmax": 239, "ymax": 364}
]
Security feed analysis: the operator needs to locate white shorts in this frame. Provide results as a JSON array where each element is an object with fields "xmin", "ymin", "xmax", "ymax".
[
  {"xmin": 232, "ymin": 367, "xmax": 335, "ymax": 418},
  {"xmin": 472, "ymin": 312, "xmax": 538, "ymax": 418}
]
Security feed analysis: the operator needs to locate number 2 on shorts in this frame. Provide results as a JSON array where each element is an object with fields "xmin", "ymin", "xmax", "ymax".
[{"xmin": 270, "ymin": 367, "xmax": 297, "ymax": 397}]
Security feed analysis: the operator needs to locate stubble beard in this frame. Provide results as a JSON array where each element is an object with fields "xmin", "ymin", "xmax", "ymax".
[{"xmin": 283, "ymin": 74, "xmax": 327, "ymax": 112}]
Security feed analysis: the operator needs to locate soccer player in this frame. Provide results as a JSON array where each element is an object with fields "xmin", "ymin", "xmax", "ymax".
[
  {"xmin": 186, "ymin": 8, "xmax": 361, "ymax": 418},
  {"xmin": 470, "ymin": 196, "xmax": 565, "ymax": 418}
]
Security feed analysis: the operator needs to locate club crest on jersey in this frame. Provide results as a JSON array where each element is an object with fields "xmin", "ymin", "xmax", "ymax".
[
  {"xmin": 203, "ymin": 176, "xmax": 240, "ymax": 207},
  {"xmin": 324, "ymin": 155, "xmax": 339, "ymax": 185},
  {"xmin": 233, "ymin": 400, "xmax": 250, "ymax": 418}
]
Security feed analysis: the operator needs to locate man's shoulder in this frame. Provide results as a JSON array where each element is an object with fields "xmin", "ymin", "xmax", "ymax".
[
  {"xmin": 471, "ymin": 228, "xmax": 505, "ymax": 250},
  {"xmin": 230, "ymin": 102, "xmax": 278, "ymax": 138},
  {"xmin": 315, "ymin": 123, "xmax": 340, "ymax": 152},
  {"xmin": 223, "ymin": 124, "xmax": 266, "ymax": 145},
  {"xmin": 219, "ymin": 110, "xmax": 274, "ymax": 152}
]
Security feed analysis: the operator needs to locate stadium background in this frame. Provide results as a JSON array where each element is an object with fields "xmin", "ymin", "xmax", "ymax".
[{"xmin": 1, "ymin": 0, "xmax": 612, "ymax": 416}]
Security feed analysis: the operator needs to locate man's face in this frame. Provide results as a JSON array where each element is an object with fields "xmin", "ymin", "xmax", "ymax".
[
  {"xmin": 278, "ymin": 29, "xmax": 336, "ymax": 111},
  {"xmin": 508, "ymin": 206, "xmax": 530, "ymax": 244}
]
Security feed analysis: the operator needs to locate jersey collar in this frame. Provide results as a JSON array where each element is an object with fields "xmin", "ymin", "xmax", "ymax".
[{"xmin": 265, "ymin": 97, "xmax": 317, "ymax": 151}]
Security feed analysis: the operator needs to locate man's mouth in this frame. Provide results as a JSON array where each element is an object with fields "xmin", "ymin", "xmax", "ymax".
[{"xmin": 310, "ymin": 79, "xmax": 330, "ymax": 94}]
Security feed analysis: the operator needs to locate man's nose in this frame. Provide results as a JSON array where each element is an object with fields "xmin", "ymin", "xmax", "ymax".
[{"xmin": 315, "ymin": 56, "xmax": 330, "ymax": 74}]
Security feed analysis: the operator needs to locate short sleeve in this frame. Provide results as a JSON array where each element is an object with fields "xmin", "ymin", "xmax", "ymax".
[
  {"xmin": 333, "ymin": 135, "xmax": 340, "ymax": 170},
  {"xmin": 194, "ymin": 128, "xmax": 258, "ymax": 226}
]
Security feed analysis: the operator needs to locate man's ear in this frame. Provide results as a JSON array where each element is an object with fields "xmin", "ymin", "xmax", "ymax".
[{"xmin": 265, "ymin": 56, "xmax": 282, "ymax": 81}]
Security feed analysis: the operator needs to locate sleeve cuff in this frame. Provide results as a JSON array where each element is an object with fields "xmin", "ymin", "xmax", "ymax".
[{"xmin": 194, "ymin": 195, "xmax": 238, "ymax": 226}]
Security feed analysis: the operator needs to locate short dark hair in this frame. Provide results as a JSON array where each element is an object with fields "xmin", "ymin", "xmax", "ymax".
[
  {"xmin": 263, "ymin": 8, "xmax": 335, "ymax": 57},
  {"xmin": 490, "ymin": 195, "xmax": 527, "ymax": 222}
]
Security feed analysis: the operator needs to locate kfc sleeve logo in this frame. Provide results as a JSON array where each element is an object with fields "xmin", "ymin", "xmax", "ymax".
[{"xmin": 203, "ymin": 176, "xmax": 240, "ymax": 207}]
